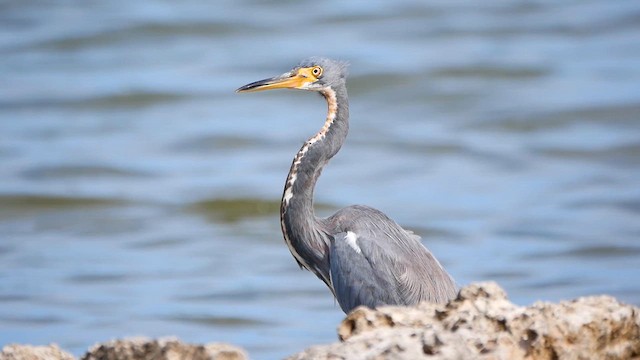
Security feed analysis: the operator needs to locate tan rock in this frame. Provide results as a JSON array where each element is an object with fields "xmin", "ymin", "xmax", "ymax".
[
  {"xmin": 0, "ymin": 344, "xmax": 75, "ymax": 360},
  {"xmin": 3, "ymin": 284, "xmax": 638, "ymax": 360},
  {"xmin": 81, "ymin": 337, "xmax": 247, "ymax": 360},
  {"xmin": 290, "ymin": 282, "xmax": 640, "ymax": 360}
]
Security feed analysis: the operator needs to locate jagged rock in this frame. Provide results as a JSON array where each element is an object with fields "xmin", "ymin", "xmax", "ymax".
[
  {"xmin": 0, "ymin": 339, "xmax": 247, "ymax": 360},
  {"xmin": 289, "ymin": 282, "xmax": 640, "ymax": 360},
  {"xmin": 81, "ymin": 337, "xmax": 247, "ymax": 360},
  {"xmin": 0, "ymin": 344, "xmax": 75, "ymax": 360},
  {"xmin": 3, "ymin": 284, "xmax": 638, "ymax": 360}
]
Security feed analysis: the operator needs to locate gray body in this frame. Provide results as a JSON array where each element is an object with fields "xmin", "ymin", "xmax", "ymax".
[{"xmin": 238, "ymin": 57, "xmax": 457, "ymax": 313}]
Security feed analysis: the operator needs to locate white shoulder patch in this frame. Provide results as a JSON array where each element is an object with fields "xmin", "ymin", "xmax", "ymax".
[{"xmin": 344, "ymin": 231, "xmax": 361, "ymax": 254}]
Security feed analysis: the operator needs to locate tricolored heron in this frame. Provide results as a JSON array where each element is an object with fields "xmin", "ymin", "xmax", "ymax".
[{"xmin": 237, "ymin": 57, "xmax": 457, "ymax": 313}]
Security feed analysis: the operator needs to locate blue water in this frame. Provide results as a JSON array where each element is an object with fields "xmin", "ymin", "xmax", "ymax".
[{"xmin": 1, "ymin": 1, "xmax": 640, "ymax": 358}]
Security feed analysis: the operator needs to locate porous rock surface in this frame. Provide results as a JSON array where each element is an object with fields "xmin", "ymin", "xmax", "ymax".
[
  {"xmin": 2, "ymin": 283, "xmax": 638, "ymax": 360},
  {"xmin": 0, "ymin": 338, "xmax": 247, "ymax": 360},
  {"xmin": 81, "ymin": 337, "xmax": 247, "ymax": 360},
  {"xmin": 0, "ymin": 344, "xmax": 75, "ymax": 360},
  {"xmin": 289, "ymin": 282, "xmax": 640, "ymax": 360}
]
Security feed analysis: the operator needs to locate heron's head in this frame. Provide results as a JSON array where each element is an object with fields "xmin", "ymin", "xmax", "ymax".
[{"xmin": 236, "ymin": 57, "xmax": 348, "ymax": 93}]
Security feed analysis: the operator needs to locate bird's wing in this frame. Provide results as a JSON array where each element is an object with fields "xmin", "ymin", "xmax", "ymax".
[
  {"xmin": 329, "ymin": 228, "xmax": 456, "ymax": 313},
  {"xmin": 329, "ymin": 232, "xmax": 401, "ymax": 313}
]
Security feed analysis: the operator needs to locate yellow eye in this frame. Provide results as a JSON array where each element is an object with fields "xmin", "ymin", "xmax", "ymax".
[{"xmin": 312, "ymin": 66, "xmax": 323, "ymax": 77}]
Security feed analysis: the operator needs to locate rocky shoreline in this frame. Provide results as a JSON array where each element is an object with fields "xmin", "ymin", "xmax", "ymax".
[{"xmin": 2, "ymin": 282, "xmax": 639, "ymax": 360}]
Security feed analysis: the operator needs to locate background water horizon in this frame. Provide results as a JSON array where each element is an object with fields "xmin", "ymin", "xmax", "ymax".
[{"xmin": 1, "ymin": 1, "xmax": 639, "ymax": 358}]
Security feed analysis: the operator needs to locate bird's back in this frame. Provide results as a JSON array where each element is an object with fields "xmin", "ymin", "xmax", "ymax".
[{"xmin": 322, "ymin": 205, "xmax": 457, "ymax": 312}]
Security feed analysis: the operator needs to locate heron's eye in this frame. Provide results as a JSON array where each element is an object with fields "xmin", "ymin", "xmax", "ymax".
[{"xmin": 312, "ymin": 66, "xmax": 323, "ymax": 77}]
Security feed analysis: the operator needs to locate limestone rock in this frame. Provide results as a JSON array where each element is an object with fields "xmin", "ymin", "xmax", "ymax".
[
  {"xmin": 81, "ymin": 337, "xmax": 247, "ymax": 360},
  {"xmin": 3, "ymin": 284, "xmax": 638, "ymax": 360},
  {"xmin": 290, "ymin": 282, "xmax": 640, "ymax": 360},
  {"xmin": 0, "ymin": 344, "xmax": 75, "ymax": 360},
  {"xmin": 0, "ymin": 339, "xmax": 247, "ymax": 360}
]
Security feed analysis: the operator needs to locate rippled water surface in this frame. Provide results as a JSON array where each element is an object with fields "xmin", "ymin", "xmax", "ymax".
[{"xmin": 1, "ymin": 1, "xmax": 640, "ymax": 358}]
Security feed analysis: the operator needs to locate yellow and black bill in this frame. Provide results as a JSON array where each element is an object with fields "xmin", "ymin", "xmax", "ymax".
[{"xmin": 236, "ymin": 66, "xmax": 322, "ymax": 93}]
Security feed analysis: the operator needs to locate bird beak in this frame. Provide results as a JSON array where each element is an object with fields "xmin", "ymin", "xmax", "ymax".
[{"xmin": 236, "ymin": 68, "xmax": 312, "ymax": 93}]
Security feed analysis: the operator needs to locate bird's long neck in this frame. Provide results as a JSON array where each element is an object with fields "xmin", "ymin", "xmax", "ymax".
[{"xmin": 280, "ymin": 84, "xmax": 349, "ymax": 285}]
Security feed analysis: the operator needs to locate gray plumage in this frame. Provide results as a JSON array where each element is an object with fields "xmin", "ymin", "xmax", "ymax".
[{"xmin": 237, "ymin": 57, "xmax": 457, "ymax": 313}]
